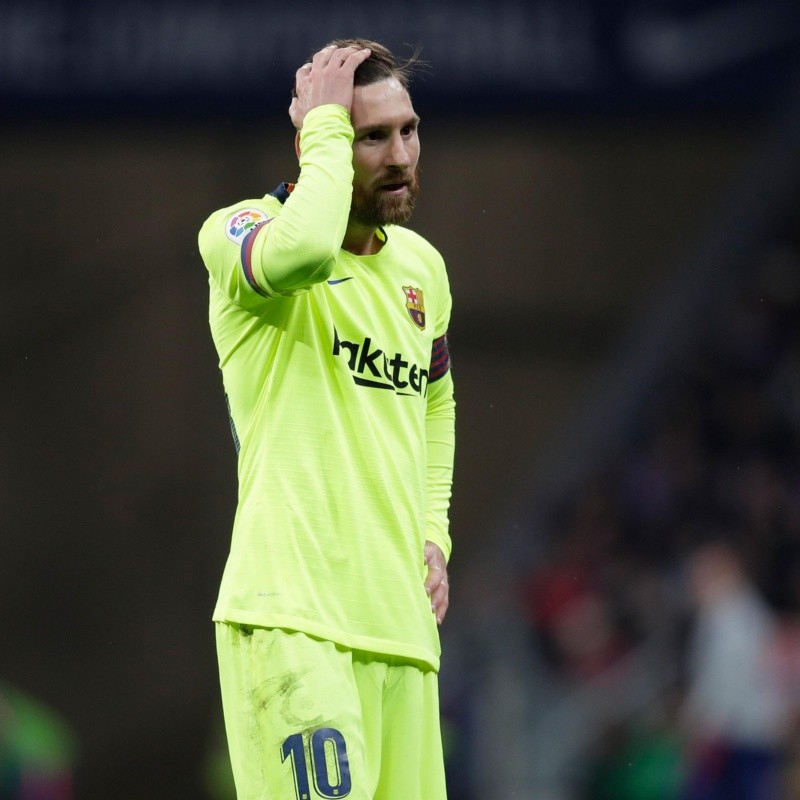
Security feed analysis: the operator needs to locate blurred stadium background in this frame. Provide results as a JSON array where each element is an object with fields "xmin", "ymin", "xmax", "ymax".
[{"xmin": 1, "ymin": 1, "xmax": 799, "ymax": 798}]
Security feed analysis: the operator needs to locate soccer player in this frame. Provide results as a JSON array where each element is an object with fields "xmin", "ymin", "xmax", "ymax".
[{"xmin": 198, "ymin": 39, "xmax": 456, "ymax": 800}]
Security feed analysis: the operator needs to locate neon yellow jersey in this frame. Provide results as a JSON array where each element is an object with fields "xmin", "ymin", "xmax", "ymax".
[{"xmin": 198, "ymin": 104, "xmax": 455, "ymax": 670}]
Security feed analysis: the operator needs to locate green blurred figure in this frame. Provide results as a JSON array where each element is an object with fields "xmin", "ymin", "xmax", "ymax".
[
  {"xmin": 0, "ymin": 682, "xmax": 75, "ymax": 800},
  {"xmin": 584, "ymin": 718, "xmax": 684, "ymax": 800}
]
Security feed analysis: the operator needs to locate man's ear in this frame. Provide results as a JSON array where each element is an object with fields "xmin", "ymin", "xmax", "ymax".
[{"xmin": 294, "ymin": 130, "xmax": 301, "ymax": 159}]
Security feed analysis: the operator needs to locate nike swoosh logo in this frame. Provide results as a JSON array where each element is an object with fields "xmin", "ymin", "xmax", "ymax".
[
  {"xmin": 327, "ymin": 277, "xmax": 354, "ymax": 285},
  {"xmin": 625, "ymin": 1, "xmax": 800, "ymax": 82}
]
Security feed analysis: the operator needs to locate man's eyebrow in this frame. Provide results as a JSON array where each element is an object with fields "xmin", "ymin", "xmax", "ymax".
[{"xmin": 354, "ymin": 114, "xmax": 421, "ymax": 135}]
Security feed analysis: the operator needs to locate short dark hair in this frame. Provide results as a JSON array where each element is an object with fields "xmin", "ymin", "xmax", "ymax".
[{"xmin": 292, "ymin": 38, "xmax": 424, "ymax": 97}]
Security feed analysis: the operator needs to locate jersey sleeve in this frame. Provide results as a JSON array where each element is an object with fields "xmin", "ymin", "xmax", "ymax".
[
  {"xmin": 424, "ymin": 260, "xmax": 455, "ymax": 562},
  {"xmin": 198, "ymin": 103, "xmax": 355, "ymax": 306}
]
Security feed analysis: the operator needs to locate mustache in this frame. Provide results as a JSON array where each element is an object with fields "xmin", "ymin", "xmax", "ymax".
[{"xmin": 375, "ymin": 169, "xmax": 418, "ymax": 187}]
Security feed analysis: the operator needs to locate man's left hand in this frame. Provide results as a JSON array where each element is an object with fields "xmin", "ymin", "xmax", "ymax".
[{"xmin": 424, "ymin": 542, "xmax": 449, "ymax": 625}]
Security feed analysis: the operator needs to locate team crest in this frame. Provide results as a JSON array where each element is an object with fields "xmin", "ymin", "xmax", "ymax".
[
  {"xmin": 225, "ymin": 208, "xmax": 270, "ymax": 244},
  {"xmin": 402, "ymin": 286, "xmax": 426, "ymax": 330}
]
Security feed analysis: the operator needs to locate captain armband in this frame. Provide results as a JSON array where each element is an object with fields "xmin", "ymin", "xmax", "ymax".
[{"xmin": 429, "ymin": 334, "xmax": 451, "ymax": 383}]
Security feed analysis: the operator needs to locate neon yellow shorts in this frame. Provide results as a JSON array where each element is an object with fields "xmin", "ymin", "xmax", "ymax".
[{"xmin": 215, "ymin": 623, "xmax": 447, "ymax": 800}]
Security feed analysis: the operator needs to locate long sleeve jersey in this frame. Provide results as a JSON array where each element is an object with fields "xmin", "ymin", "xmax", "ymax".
[{"xmin": 198, "ymin": 104, "xmax": 455, "ymax": 670}]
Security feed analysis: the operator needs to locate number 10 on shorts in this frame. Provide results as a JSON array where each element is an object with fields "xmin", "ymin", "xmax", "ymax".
[{"xmin": 281, "ymin": 727, "xmax": 352, "ymax": 799}]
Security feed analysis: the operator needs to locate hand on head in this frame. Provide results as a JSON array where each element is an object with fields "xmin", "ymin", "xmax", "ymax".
[{"xmin": 289, "ymin": 45, "xmax": 372, "ymax": 130}]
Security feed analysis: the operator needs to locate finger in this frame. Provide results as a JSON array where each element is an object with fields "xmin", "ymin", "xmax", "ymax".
[
  {"xmin": 313, "ymin": 44, "xmax": 338, "ymax": 68},
  {"xmin": 292, "ymin": 63, "xmax": 311, "ymax": 98},
  {"xmin": 343, "ymin": 47, "xmax": 371, "ymax": 67},
  {"xmin": 288, "ymin": 97, "xmax": 301, "ymax": 125},
  {"xmin": 430, "ymin": 573, "xmax": 448, "ymax": 602},
  {"xmin": 331, "ymin": 46, "xmax": 355, "ymax": 60},
  {"xmin": 329, "ymin": 47, "xmax": 371, "ymax": 72},
  {"xmin": 424, "ymin": 562, "xmax": 444, "ymax": 595},
  {"xmin": 432, "ymin": 586, "xmax": 449, "ymax": 625},
  {"xmin": 320, "ymin": 46, "xmax": 370, "ymax": 71},
  {"xmin": 429, "ymin": 569, "xmax": 448, "ymax": 608}
]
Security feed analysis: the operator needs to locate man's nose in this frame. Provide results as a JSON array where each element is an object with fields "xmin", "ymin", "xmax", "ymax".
[{"xmin": 386, "ymin": 133, "xmax": 412, "ymax": 168}]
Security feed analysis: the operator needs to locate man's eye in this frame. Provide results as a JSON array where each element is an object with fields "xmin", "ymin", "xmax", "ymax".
[{"xmin": 366, "ymin": 131, "xmax": 384, "ymax": 140}]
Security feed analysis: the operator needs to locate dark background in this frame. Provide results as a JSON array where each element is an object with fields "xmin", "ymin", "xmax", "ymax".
[{"xmin": 1, "ymin": 1, "xmax": 799, "ymax": 797}]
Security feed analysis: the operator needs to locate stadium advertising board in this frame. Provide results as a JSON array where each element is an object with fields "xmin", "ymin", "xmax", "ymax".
[{"xmin": 0, "ymin": 0, "xmax": 798, "ymax": 117}]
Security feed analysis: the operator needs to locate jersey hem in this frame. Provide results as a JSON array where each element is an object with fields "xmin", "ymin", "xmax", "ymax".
[{"xmin": 212, "ymin": 608, "xmax": 441, "ymax": 672}]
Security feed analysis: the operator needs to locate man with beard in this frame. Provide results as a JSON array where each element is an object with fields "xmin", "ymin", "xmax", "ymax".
[{"xmin": 198, "ymin": 39, "xmax": 456, "ymax": 800}]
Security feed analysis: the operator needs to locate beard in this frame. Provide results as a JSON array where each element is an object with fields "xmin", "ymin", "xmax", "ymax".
[{"xmin": 350, "ymin": 168, "xmax": 420, "ymax": 228}]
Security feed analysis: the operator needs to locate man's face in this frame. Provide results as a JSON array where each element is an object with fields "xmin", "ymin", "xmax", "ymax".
[{"xmin": 349, "ymin": 78, "xmax": 421, "ymax": 227}]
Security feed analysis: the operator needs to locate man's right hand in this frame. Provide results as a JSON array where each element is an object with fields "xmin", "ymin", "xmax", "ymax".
[{"xmin": 289, "ymin": 45, "xmax": 371, "ymax": 130}]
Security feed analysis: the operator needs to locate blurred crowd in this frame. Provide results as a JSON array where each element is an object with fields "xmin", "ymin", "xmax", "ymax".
[{"xmin": 518, "ymin": 234, "xmax": 800, "ymax": 800}]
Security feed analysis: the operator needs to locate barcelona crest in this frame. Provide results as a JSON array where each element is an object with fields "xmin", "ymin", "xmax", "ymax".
[{"xmin": 402, "ymin": 286, "xmax": 426, "ymax": 330}]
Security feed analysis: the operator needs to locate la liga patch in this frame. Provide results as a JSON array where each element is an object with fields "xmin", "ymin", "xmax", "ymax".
[{"xmin": 225, "ymin": 208, "xmax": 271, "ymax": 244}]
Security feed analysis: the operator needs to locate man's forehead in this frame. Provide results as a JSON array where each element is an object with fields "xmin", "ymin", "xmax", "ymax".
[{"xmin": 351, "ymin": 78, "xmax": 416, "ymax": 128}]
